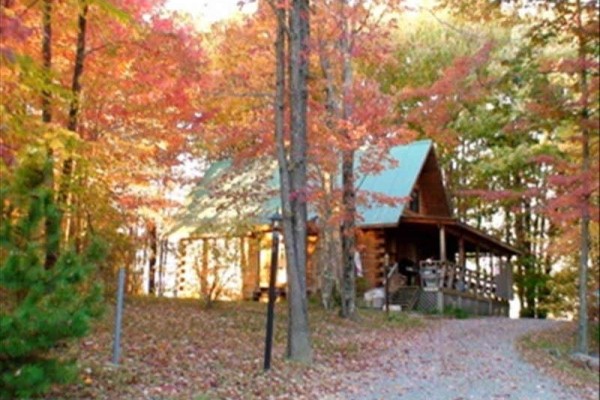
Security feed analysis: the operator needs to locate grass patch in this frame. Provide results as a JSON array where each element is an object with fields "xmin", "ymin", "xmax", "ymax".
[
  {"xmin": 517, "ymin": 322, "xmax": 599, "ymax": 400},
  {"xmin": 443, "ymin": 306, "xmax": 470, "ymax": 319},
  {"xmin": 423, "ymin": 306, "xmax": 470, "ymax": 319},
  {"xmin": 592, "ymin": 323, "xmax": 600, "ymax": 352},
  {"xmin": 383, "ymin": 310, "xmax": 426, "ymax": 327}
]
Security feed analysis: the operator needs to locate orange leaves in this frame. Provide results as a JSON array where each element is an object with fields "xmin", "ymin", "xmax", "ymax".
[
  {"xmin": 2, "ymin": 0, "xmax": 211, "ymax": 236},
  {"xmin": 77, "ymin": 6, "xmax": 208, "ymax": 216},
  {"xmin": 202, "ymin": 0, "xmax": 410, "ymax": 166},
  {"xmin": 117, "ymin": 194, "xmax": 180, "ymax": 211},
  {"xmin": 0, "ymin": 5, "xmax": 33, "ymax": 60}
]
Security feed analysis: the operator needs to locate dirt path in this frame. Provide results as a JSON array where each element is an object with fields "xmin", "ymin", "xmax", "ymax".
[{"xmin": 334, "ymin": 318, "xmax": 585, "ymax": 400}]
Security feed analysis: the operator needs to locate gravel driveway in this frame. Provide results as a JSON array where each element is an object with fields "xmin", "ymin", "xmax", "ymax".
[{"xmin": 335, "ymin": 318, "xmax": 584, "ymax": 400}]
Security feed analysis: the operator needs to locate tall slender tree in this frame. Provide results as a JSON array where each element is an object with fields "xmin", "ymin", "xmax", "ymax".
[
  {"xmin": 573, "ymin": 0, "xmax": 595, "ymax": 354},
  {"xmin": 339, "ymin": 0, "xmax": 357, "ymax": 319},
  {"xmin": 312, "ymin": 0, "xmax": 404, "ymax": 318},
  {"xmin": 40, "ymin": 0, "xmax": 60, "ymax": 269},
  {"xmin": 271, "ymin": 0, "xmax": 312, "ymax": 363}
]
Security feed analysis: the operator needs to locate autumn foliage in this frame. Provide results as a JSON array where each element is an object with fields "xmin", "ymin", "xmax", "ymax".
[{"xmin": 1, "ymin": 0, "xmax": 599, "ymax": 397}]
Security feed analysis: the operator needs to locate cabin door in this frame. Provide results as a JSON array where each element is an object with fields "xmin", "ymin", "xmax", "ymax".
[{"xmin": 258, "ymin": 233, "xmax": 287, "ymax": 289}]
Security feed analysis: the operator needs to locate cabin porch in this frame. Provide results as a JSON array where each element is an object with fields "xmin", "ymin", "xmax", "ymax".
[
  {"xmin": 388, "ymin": 259, "xmax": 511, "ymax": 316},
  {"xmin": 358, "ymin": 216, "xmax": 517, "ymax": 316}
]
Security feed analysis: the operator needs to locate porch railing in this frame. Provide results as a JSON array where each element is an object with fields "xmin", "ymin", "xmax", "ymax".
[{"xmin": 418, "ymin": 260, "xmax": 503, "ymax": 300}]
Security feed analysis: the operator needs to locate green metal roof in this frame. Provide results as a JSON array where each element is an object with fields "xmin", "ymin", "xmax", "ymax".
[
  {"xmin": 356, "ymin": 140, "xmax": 432, "ymax": 226},
  {"xmin": 171, "ymin": 140, "xmax": 433, "ymax": 236},
  {"xmin": 170, "ymin": 158, "xmax": 279, "ymax": 237}
]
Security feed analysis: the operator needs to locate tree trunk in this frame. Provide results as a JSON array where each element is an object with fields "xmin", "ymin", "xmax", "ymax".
[
  {"xmin": 513, "ymin": 173, "xmax": 535, "ymax": 317},
  {"xmin": 575, "ymin": 0, "xmax": 590, "ymax": 354},
  {"xmin": 147, "ymin": 221, "xmax": 157, "ymax": 295},
  {"xmin": 41, "ymin": 0, "xmax": 60, "ymax": 270},
  {"xmin": 200, "ymin": 239, "xmax": 209, "ymax": 300},
  {"xmin": 340, "ymin": 151, "xmax": 356, "ymax": 318},
  {"xmin": 273, "ymin": 1, "xmax": 312, "ymax": 363},
  {"xmin": 315, "ymin": 175, "xmax": 342, "ymax": 310},
  {"xmin": 523, "ymin": 199, "xmax": 538, "ymax": 317},
  {"xmin": 514, "ymin": 209, "xmax": 527, "ymax": 314},
  {"xmin": 67, "ymin": 3, "xmax": 88, "ymax": 133},
  {"xmin": 41, "ymin": 0, "xmax": 52, "ymax": 124},
  {"xmin": 316, "ymin": 40, "xmax": 341, "ymax": 309},
  {"xmin": 339, "ymin": 0, "xmax": 356, "ymax": 319},
  {"xmin": 58, "ymin": 2, "xmax": 88, "ymax": 210},
  {"xmin": 158, "ymin": 239, "xmax": 167, "ymax": 296},
  {"xmin": 287, "ymin": 0, "xmax": 311, "ymax": 362}
]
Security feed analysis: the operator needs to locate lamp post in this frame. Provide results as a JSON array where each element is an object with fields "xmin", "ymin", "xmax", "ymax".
[{"xmin": 264, "ymin": 212, "xmax": 282, "ymax": 371}]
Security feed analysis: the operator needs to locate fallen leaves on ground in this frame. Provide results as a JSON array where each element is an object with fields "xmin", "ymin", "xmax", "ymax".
[
  {"xmin": 516, "ymin": 321, "xmax": 600, "ymax": 400},
  {"xmin": 45, "ymin": 296, "xmax": 426, "ymax": 400}
]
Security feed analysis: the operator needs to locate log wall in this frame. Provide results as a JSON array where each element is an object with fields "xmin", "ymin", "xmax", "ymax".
[{"xmin": 357, "ymin": 229, "xmax": 387, "ymax": 288}]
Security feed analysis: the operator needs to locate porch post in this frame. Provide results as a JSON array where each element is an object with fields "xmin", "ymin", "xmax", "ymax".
[
  {"xmin": 490, "ymin": 253, "xmax": 495, "ymax": 300},
  {"xmin": 458, "ymin": 237, "xmax": 465, "ymax": 290},
  {"xmin": 507, "ymin": 255, "xmax": 514, "ymax": 300},
  {"xmin": 475, "ymin": 246, "xmax": 481, "ymax": 297},
  {"xmin": 499, "ymin": 255, "xmax": 505, "ymax": 300},
  {"xmin": 498, "ymin": 256, "xmax": 505, "ymax": 300},
  {"xmin": 439, "ymin": 224, "xmax": 446, "ymax": 262},
  {"xmin": 436, "ymin": 291, "xmax": 444, "ymax": 313},
  {"xmin": 458, "ymin": 237, "xmax": 465, "ymax": 267}
]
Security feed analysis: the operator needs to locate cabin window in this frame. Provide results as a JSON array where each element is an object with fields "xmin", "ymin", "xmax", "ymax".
[{"xmin": 409, "ymin": 190, "xmax": 420, "ymax": 213}]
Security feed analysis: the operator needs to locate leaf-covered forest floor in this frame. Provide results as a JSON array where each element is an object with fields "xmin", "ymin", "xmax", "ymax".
[
  {"xmin": 517, "ymin": 321, "xmax": 600, "ymax": 400},
  {"xmin": 46, "ymin": 296, "xmax": 427, "ymax": 399},
  {"xmin": 46, "ymin": 297, "xmax": 598, "ymax": 400}
]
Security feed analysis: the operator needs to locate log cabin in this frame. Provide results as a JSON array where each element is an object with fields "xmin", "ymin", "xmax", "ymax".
[{"xmin": 168, "ymin": 140, "xmax": 517, "ymax": 316}]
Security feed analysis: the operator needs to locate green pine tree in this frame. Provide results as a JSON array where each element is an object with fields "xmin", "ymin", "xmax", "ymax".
[{"xmin": 0, "ymin": 154, "xmax": 104, "ymax": 399}]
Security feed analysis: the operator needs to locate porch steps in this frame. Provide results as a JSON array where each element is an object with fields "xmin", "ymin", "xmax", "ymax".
[{"xmin": 390, "ymin": 286, "xmax": 420, "ymax": 311}]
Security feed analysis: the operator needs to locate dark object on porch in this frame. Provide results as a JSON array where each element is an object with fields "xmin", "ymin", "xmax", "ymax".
[
  {"xmin": 398, "ymin": 258, "xmax": 419, "ymax": 286},
  {"xmin": 253, "ymin": 286, "xmax": 286, "ymax": 301}
]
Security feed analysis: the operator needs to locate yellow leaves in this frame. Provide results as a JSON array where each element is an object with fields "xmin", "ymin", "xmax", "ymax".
[
  {"xmin": 92, "ymin": 0, "xmax": 131, "ymax": 24},
  {"xmin": 136, "ymin": 138, "xmax": 156, "ymax": 155},
  {"xmin": 42, "ymin": 126, "xmax": 81, "ymax": 153},
  {"xmin": 155, "ymin": 141, "xmax": 168, "ymax": 151}
]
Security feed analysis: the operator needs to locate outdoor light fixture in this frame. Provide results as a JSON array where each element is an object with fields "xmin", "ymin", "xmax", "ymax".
[
  {"xmin": 270, "ymin": 211, "xmax": 282, "ymax": 228},
  {"xmin": 264, "ymin": 211, "xmax": 282, "ymax": 371}
]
